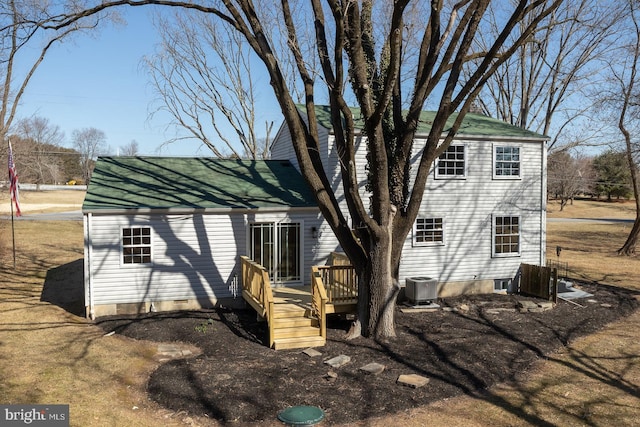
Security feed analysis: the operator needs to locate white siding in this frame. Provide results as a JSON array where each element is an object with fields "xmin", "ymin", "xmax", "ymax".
[
  {"xmin": 270, "ymin": 122, "xmax": 298, "ymax": 168},
  {"xmin": 86, "ymin": 213, "xmax": 245, "ymax": 306},
  {"xmin": 85, "ymin": 210, "xmax": 340, "ymax": 307},
  {"xmin": 396, "ymin": 139, "xmax": 545, "ymax": 284},
  {"xmin": 270, "ymin": 118, "xmax": 331, "ymax": 175},
  {"xmin": 273, "ymin": 126, "xmax": 546, "ymax": 288}
]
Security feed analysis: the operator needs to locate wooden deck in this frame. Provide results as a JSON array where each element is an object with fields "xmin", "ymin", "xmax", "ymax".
[
  {"xmin": 241, "ymin": 256, "xmax": 357, "ymax": 350},
  {"xmin": 272, "ymin": 286, "xmax": 357, "ymax": 314}
]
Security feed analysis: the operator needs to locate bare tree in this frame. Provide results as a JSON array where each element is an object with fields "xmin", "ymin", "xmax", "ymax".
[
  {"xmin": 51, "ymin": 0, "xmax": 564, "ymax": 339},
  {"xmin": 120, "ymin": 139, "xmax": 139, "ymax": 156},
  {"xmin": 72, "ymin": 128, "xmax": 108, "ymax": 184},
  {"xmin": 547, "ymin": 150, "xmax": 587, "ymax": 210},
  {"xmin": 15, "ymin": 116, "xmax": 65, "ymax": 188},
  {"xmin": 604, "ymin": 0, "xmax": 640, "ymax": 255},
  {"xmin": 144, "ymin": 11, "xmax": 273, "ymax": 159},
  {"xmin": 0, "ymin": 0, "xmax": 116, "ymax": 151},
  {"xmin": 472, "ymin": 0, "xmax": 619, "ymax": 151}
]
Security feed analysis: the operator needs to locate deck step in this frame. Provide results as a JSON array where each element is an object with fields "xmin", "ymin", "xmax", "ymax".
[
  {"xmin": 326, "ymin": 302, "xmax": 358, "ymax": 314},
  {"xmin": 273, "ymin": 326, "xmax": 321, "ymax": 339},
  {"xmin": 272, "ymin": 317, "xmax": 318, "ymax": 328},
  {"xmin": 273, "ymin": 305, "xmax": 309, "ymax": 318},
  {"xmin": 273, "ymin": 335, "xmax": 326, "ymax": 350}
]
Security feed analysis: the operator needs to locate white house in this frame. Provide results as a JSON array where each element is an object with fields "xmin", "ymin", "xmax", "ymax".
[
  {"xmin": 83, "ymin": 106, "xmax": 547, "ymax": 318},
  {"xmin": 271, "ymin": 105, "xmax": 548, "ymax": 297},
  {"xmin": 82, "ymin": 157, "xmax": 339, "ymax": 318}
]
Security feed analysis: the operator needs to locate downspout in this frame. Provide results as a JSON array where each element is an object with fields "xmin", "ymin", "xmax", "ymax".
[
  {"xmin": 84, "ymin": 213, "xmax": 95, "ymax": 320},
  {"xmin": 540, "ymin": 140, "xmax": 548, "ymax": 266}
]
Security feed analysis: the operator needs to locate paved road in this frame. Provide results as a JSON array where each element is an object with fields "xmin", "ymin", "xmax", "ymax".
[
  {"xmin": 548, "ymin": 217, "xmax": 634, "ymax": 224},
  {"xmin": 2, "ymin": 210, "xmax": 82, "ymax": 221}
]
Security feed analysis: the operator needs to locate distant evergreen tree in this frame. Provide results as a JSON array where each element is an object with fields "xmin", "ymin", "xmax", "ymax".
[{"xmin": 592, "ymin": 150, "xmax": 633, "ymax": 200}]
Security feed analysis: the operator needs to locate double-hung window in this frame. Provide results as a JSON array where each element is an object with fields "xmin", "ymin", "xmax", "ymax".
[
  {"xmin": 494, "ymin": 145, "xmax": 521, "ymax": 178},
  {"xmin": 413, "ymin": 217, "xmax": 444, "ymax": 246},
  {"xmin": 436, "ymin": 145, "xmax": 466, "ymax": 178},
  {"xmin": 493, "ymin": 216, "xmax": 520, "ymax": 257},
  {"xmin": 122, "ymin": 227, "xmax": 152, "ymax": 264}
]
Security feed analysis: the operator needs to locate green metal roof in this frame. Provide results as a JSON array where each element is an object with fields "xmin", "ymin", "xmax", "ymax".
[
  {"xmin": 306, "ymin": 104, "xmax": 548, "ymax": 140},
  {"xmin": 82, "ymin": 157, "xmax": 317, "ymax": 213}
]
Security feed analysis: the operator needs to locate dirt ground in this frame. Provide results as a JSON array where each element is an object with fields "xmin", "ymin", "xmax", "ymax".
[{"xmin": 96, "ymin": 282, "xmax": 638, "ymax": 426}]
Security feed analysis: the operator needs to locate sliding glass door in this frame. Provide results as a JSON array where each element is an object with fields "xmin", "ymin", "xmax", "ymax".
[{"xmin": 250, "ymin": 222, "xmax": 301, "ymax": 284}]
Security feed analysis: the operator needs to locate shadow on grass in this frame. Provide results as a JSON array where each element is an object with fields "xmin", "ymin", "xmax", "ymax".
[{"xmin": 40, "ymin": 258, "xmax": 85, "ymax": 317}]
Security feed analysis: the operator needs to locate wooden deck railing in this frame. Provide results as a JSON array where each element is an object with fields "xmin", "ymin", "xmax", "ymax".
[
  {"xmin": 329, "ymin": 251, "xmax": 351, "ymax": 266},
  {"xmin": 240, "ymin": 256, "xmax": 275, "ymax": 346},
  {"xmin": 240, "ymin": 255, "xmax": 356, "ymax": 348},
  {"xmin": 310, "ymin": 267, "xmax": 328, "ymax": 341},
  {"xmin": 316, "ymin": 265, "xmax": 358, "ymax": 303}
]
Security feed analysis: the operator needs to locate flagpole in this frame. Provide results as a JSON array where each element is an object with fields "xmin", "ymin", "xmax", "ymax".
[
  {"xmin": 7, "ymin": 138, "xmax": 17, "ymax": 269},
  {"xmin": 10, "ymin": 180, "xmax": 16, "ymax": 269}
]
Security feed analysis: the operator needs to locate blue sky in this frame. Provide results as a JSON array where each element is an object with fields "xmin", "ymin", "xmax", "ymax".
[{"xmin": 15, "ymin": 7, "xmax": 282, "ymax": 157}]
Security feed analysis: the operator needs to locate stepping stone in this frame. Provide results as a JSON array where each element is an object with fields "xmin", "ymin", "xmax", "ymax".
[
  {"xmin": 400, "ymin": 306, "xmax": 439, "ymax": 313},
  {"xmin": 397, "ymin": 374, "xmax": 429, "ymax": 388},
  {"xmin": 537, "ymin": 301, "xmax": 554, "ymax": 310},
  {"xmin": 157, "ymin": 344, "xmax": 184, "ymax": 358},
  {"xmin": 303, "ymin": 348, "xmax": 323, "ymax": 358},
  {"xmin": 359, "ymin": 362, "xmax": 385, "ymax": 375},
  {"xmin": 324, "ymin": 355, "xmax": 351, "ymax": 368},
  {"xmin": 518, "ymin": 300, "xmax": 538, "ymax": 310}
]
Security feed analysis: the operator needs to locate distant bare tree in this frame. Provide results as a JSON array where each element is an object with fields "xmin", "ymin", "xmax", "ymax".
[
  {"xmin": 120, "ymin": 139, "xmax": 139, "ymax": 156},
  {"xmin": 72, "ymin": 128, "xmax": 108, "ymax": 184},
  {"xmin": 575, "ymin": 155, "xmax": 597, "ymax": 197},
  {"xmin": 15, "ymin": 116, "xmax": 65, "ymax": 187},
  {"xmin": 547, "ymin": 151, "xmax": 595, "ymax": 210},
  {"xmin": 144, "ymin": 11, "xmax": 273, "ymax": 159}
]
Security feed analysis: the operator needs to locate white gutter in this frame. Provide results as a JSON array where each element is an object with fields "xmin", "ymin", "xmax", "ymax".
[
  {"xmin": 82, "ymin": 206, "xmax": 320, "ymax": 216},
  {"xmin": 84, "ymin": 213, "xmax": 95, "ymax": 320},
  {"xmin": 540, "ymin": 141, "xmax": 548, "ymax": 266}
]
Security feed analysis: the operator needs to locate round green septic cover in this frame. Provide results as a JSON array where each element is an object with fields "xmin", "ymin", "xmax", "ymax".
[{"xmin": 277, "ymin": 405, "xmax": 325, "ymax": 426}]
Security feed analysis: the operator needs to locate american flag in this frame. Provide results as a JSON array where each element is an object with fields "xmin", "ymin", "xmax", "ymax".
[{"xmin": 8, "ymin": 141, "xmax": 21, "ymax": 217}]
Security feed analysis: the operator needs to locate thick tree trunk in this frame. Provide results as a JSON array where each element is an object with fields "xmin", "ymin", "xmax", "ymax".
[
  {"xmin": 366, "ymin": 237, "xmax": 399, "ymax": 339},
  {"xmin": 346, "ymin": 206, "xmax": 399, "ymax": 340},
  {"xmin": 618, "ymin": 214, "xmax": 640, "ymax": 255}
]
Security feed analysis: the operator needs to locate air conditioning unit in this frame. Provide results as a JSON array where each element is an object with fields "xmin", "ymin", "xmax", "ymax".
[{"xmin": 405, "ymin": 277, "xmax": 438, "ymax": 305}]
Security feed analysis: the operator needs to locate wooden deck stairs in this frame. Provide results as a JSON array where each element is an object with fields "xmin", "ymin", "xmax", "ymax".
[
  {"xmin": 240, "ymin": 256, "xmax": 357, "ymax": 350},
  {"xmin": 270, "ymin": 289, "xmax": 326, "ymax": 350}
]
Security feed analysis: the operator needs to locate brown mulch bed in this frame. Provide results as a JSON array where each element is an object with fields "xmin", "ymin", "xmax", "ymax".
[{"xmin": 96, "ymin": 282, "xmax": 638, "ymax": 425}]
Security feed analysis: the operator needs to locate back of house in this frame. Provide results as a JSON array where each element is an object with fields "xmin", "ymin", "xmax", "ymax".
[
  {"xmin": 82, "ymin": 157, "xmax": 336, "ymax": 318},
  {"xmin": 271, "ymin": 105, "xmax": 548, "ymax": 297}
]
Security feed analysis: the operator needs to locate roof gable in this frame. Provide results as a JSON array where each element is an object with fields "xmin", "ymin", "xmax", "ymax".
[
  {"xmin": 304, "ymin": 104, "xmax": 547, "ymax": 140},
  {"xmin": 83, "ymin": 157, "xmax": 317, "ymax": 212}
]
